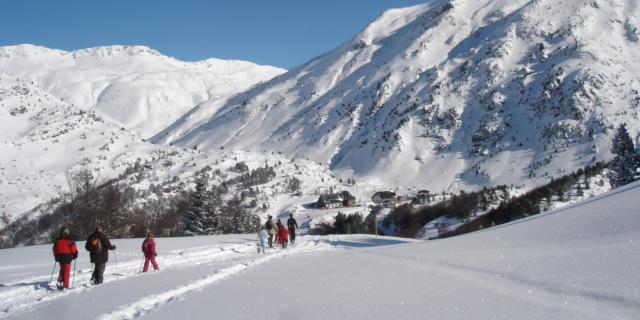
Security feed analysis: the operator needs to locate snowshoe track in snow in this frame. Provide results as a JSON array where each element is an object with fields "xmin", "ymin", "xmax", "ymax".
[{"xmin": 0, "ymin": 238, "xmax": 330, "ymax": 319}]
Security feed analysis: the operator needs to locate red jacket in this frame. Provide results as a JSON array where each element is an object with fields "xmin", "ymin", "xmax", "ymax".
[
  {"xmin": 142, "ymin": 238, "xmax": 156, "ymax": 258},
  {"xmin": 53, "ymin": 238, "xmax": 78, "ymax": 263},
  {"xmin": 277, "ymin": 226, "xmax": 289, "ymax": 244}
]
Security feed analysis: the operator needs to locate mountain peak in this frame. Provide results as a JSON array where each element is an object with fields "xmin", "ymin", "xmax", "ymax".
[
  {"xmin": 164, "ymin": 0, "xmax": 640, "ymax": 191},
  {"xmin": 70, "ymin": 45, "xmax": 162, "ymax": 59}
]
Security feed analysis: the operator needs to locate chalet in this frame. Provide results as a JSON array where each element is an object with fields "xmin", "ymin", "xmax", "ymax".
[
  {"xmin": 316, "ymin": 191, "xmax": 357, "ymax": 209},
  {"xmin": 316, "ymin": 193, "xmax": 343, "ymax": 209},
  {"xmin": 371, "ymin": 191, "xmax": 396, "ymax": 204},
  {"xmin": 412, "ymin": 193, "xmax": 430, "ymax": 204},
  {"xmin": 341, "ymin": 191, "xmax": 356, "ymax": 207}
]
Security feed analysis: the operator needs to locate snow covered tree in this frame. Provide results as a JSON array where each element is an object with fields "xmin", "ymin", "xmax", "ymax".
[
  {"xmin": 608, "ymin": 124, "xmax": 640, "ymax": 188},
  {"xmin": 202, "ymin": 189, "xmax": 223, "ymax": 235},
  {"xmin": 286, "ymin": 175, "xmax": 302, "ymax": 193},
  {"xmin": 220, "ymin": 196, "xmax": 260, "ymax": 234},
  {"xmin": 183, "ymin": 176, "xmax": 208, "ymax": 235}
]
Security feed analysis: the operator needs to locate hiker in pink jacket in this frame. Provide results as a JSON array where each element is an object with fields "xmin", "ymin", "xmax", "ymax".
[{"xmin": 141, "ymin": 232, "xmax": 159, "ymax": 272}]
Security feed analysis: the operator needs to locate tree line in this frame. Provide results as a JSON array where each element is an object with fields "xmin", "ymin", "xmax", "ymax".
[
  {"xmin": 0, "ymin": 161, "xmax": 280, "ymax": 248},
  {"xmin": 439, "ymin": 161, "xmax": 607, "ymax": 238}
]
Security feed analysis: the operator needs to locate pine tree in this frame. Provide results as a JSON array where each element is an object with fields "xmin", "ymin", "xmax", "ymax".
[
  {"xmin": 608, "ymin": 124, "xmax": 640, "ymax": 188},
  {"xmin": 183, "ymin": 176, "xmax": 208, "ymax": 235},
  {"xmin": 202, "ymin": 189, "xmax": 222, "ymax": 234},
  {"xmin": 219, "ymin": 196, "xmax": 260, "ymax": 234}
]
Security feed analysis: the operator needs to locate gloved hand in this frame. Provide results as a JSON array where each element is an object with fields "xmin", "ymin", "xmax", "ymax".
[
  {"xmin": 154, "ymin": 253, "xmax": 157, "ymax": 257},
  {"xmin": 73, "ymin": 253, "xmax": 78, "ymax": 260},
  {"xmin": 111, "ymin": 245, "xmax": 117, "ymax": 250}
]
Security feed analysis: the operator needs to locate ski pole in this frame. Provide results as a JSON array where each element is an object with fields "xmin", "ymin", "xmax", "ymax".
[
  {"xmin": 114, "ymin": 250, "xmax": 119, "ymax": 279},
  {"xmin": 139, "ymin": 256, "xmax": 145, "ymax": 273},
  {"xmin": 72, "ymin": 259, "xmax": 77, "ymax": 288},
  {"xmin": 48, "ymin": 261, "xmax": 57, "ymax": 287}
]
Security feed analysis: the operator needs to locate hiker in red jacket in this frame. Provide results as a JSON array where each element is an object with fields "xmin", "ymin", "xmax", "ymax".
[
  {"xmin": 141, "ymin": 232, "xmax": 159, "ymax": 272},
  {"xmin": 276, "ymin": 220, "xmax": 289, "ymax": 249},
  {"xmin": 52, "ymin": 227, "xmax": 78, "ymax": 290}
]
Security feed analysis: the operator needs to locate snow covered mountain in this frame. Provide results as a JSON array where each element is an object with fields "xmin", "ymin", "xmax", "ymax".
[
  {"xmin": 0, "ymin": 44, "xmax": 287, "ymax": 223},
  {"xmin": 0, "ymin": 73, "xmax": 148, "ymax": 220},
  {"xmin": 157, "ymin": 0, "xmax": 640, "ymax": 191},
  {"xmin": 0, "ymin": 73, "xmax": 340, "ymax": 226},
  {"xmin": 0, "ymin": 44, "xmax": 285, "ymax": 138}
]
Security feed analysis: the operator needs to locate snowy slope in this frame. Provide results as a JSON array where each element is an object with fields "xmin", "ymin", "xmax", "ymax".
[
  {"xmin": 0, "ymin": 44, "xmax": 285, "ymax": 138},
  {"xmin": 160, "ymin": 0, "xmax": 640, "ymax": 191},
  {"xmin": 0, "ymin": 73, "xmax": 152, "ymax": 220},
  {"xmin": 1, "ymin": 179, "xmax": 638, "ymax": 319},
  {"xmin": 0, "ymin": 73, "xmax": 341, "ymax": 226}
]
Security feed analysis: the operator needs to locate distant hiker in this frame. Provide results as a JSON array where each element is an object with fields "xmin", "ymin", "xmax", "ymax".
[
  {"xmin": 257, "ymin": 226, "xmax": 268, "ymax": 254},
  {"xmin": 265, "ymin": 215, "xmax": 276, "ymax": 248},
  {"xmin": 287, "ymin": 214, "xmax": 299, "ymax": 244},
  {"xmin": 52, "ymin": 227, "xmax": 78, "ymax": 290},
  {"xmin": 85, "ymin": 225, "xmax": 116, "ymax": 285},
  {"xmin": 276, "ymin": 220, "xmax": 289, "ymax": 249},
  {"xmin": 141, "ymin": 232, "xmax": 159, "ymax": 272},
  {"xmin": 274, "ymin": 219, "xmax": 282, "ymax": 243}
]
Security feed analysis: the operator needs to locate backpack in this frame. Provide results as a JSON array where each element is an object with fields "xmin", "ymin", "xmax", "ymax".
[
  {"xmin": 265, "ymin": 220, "xmax": 273, "ymax": 230},
  {"xmin": 88, "ymin": 234, "xmax": 102, "ymax": 253}
]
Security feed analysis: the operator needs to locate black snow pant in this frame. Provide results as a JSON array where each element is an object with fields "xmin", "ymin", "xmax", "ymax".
[
  {"xmin": 91, "ymin": 263, "xmax": 106, "ymax": 284},
  {"xmin": 289, "ymin": 228, "xmax": 296, "ymax": 244}
]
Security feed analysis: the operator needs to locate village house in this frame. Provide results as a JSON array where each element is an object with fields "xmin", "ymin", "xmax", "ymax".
[
  {"xmin": 412, "ymin": 193, "xmax": 429, "ymax": 204},
  {"xmin": 371, "ymin": 191, "xmax": 396, "ymax": 204},
  {"xmin": 412, "ymin": 190, "xmax": 431, "ymax": 204},
  {"xmin": 316, "ymin": 191, "xmax": 356, "ymax": 209}
]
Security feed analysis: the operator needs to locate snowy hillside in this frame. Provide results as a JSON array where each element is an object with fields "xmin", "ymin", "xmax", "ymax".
[
  {"xmin": 0, "ymin": 73, "xmax": 343, "ymax": 228},
  {"xmin": 0, "ymin": 74, "xmax": 150, "ymax": 221},
  {"xmin": 0, "ymin": 44, "xmax": 285, "ymax": 138},
  {"xmin": 1, "ymin": 180, "xmax": 638, "ymax": 319},
  {"xmin": 159, "ymin": 0, "xmax": 640, "ymax": 191}
]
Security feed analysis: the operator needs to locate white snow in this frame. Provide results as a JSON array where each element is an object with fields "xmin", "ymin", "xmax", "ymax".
[
  {"xmin": 1, "ymin": 181, "xmax": 639, "ymax": 319},
  {"xmin": 158, "ymin": 0, "xmax": 640, "ymax": 194},
  {"xmin": 0, "ymin": 44, "xmax": 285, "ymax": 139}
]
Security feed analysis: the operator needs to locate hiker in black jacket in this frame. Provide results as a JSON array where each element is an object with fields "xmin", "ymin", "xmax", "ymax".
[
  {"xmin": 85, "ymin": 225, "xmax": 116, "ymax": 285},
  {"xmin": 287, "ymin": 214, "xmax": 299, "ymax": 244}
]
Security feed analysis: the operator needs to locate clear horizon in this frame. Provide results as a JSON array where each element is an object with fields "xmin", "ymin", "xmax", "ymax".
[{"xmin": 0, "ymin": 0, "xmax": 426, "ymax": 69}]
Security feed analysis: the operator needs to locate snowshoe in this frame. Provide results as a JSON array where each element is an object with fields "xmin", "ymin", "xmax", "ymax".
[{"xmin": 56, "ymin": 282, "xmax": 64, "ymax": 291}]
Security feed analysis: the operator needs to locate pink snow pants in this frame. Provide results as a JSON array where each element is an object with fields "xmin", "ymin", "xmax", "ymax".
[{"xmin": 143, "ymin": 256, "xmax": 159, "ymax": 272}]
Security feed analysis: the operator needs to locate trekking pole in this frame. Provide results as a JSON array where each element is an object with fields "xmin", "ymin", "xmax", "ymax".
[
  {"xmin": 72, "ymin": 259, "xmax": 77, "ymax": 288},
  {"xmin": 114, "ymin": 250, "xmax": 119, "ymax": 279},
  {"xmin": 48, "ymin": 262, "xmax": 57, "ymax": 288}
]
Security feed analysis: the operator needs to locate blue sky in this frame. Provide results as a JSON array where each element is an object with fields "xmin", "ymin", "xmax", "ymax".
[{"xmin": 0, "ymin": 0, "xmax": 425, "ymax": 69}]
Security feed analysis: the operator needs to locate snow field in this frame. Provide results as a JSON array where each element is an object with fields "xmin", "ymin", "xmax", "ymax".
[
  {"xmin": 135, "ymin": 183, "xmax": 640, "ymax": 320},
  {"xmin": 0, "ymin": 180, "xmax": 638, "ymax": 319},
  {"xmin": 0, "ymin": 235, "xmax": 333, "ymax": 319}
]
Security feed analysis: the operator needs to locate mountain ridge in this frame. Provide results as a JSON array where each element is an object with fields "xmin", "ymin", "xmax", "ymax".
[
  {"xmin": 0, "ymin": 44, "xmax": 286, "ymax": 138},
  {"xmin": 158, "ymin": 0, "xmax": 640, "ymax": 191}
]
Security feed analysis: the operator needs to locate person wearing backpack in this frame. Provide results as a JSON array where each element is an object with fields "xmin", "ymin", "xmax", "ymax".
[
  {"xmin": 141, "ymin": 232, "xmax": 159, "ymax": 272},
  {"xmin": 287, "ymin": 214, "xmax": 299, "ymax": 244},
  {"xmin": 265, "ymin": 215, "xmax": 276, "ymax": 248},
  {"xmin": 85, "ymin": 225, "xmax": 116, "ymax": 285},
  {"xmin": 52, "ymin": 227, "xmax": 78, "ymax": 290}
]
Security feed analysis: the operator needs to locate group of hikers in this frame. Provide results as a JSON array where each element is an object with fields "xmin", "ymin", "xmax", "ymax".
[
  {"xmin": 257, "ymin": 214, "xmax": 298, "ymax": 253},
  {"xmin": 52, "ymin": 225, "xmax": 158, "ymax": 290},
  {"xmin": 51, "ymin": 214, "xmax": 299, "ymax": 290}
]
